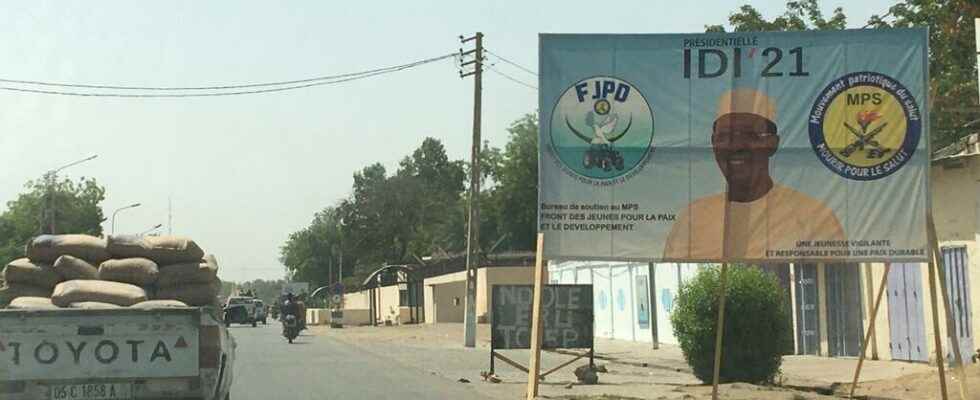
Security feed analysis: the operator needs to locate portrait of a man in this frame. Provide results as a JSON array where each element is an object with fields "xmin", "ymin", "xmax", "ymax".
[{"xmin": 663, "ymin": 88, "xmax": 845, "ymax": 259}]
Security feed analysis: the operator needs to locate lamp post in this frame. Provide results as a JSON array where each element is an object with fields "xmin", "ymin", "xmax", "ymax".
[
  {"xmin": 140, "ymin": 223, "xmax": 163, "ymax": 236},
  {"xmin": 43, "ymin": 155, "xmax": 98, "ymax": 234},
  {"xmin": 111, "ymin": 203, "xmax": 141, "ymax": 235}
]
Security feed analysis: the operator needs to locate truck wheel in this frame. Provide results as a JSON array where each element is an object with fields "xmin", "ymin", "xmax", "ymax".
[
  {"xmin": 288, "ymin": 338, "xmax": 293, "ymax": 344},
  {"xmin": 252, "ymin": 320, "xmax": 257, "ymax": 328}
]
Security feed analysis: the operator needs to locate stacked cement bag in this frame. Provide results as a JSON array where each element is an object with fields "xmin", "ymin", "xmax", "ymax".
[
  {"xmin": 107, "ymin": 235, "xmax": 204, "ymax": 265},
  {"xmin": 53, "ymin": 255, "xmax": 99, "ymax": 280},
  {"xmin": 51, "ymin": 280, "xmax": 147, "ymax": 307},
  {"xmin": 0, "ymin": 259, "xmax": 61, "ymax": 306},
  {"xmin": 98, "ymin": 258, "xmax": 159, "ymax": 286},
  {"xmin": 27, "ymin": 234, "xmax": 110, "ymax": 265},
  {"xmin": 3, "ymin": 233, "xmax": 220, "ymax": 309},
  {"xmin": 108, "ymin": 235, "xmax": 219, "ymax": 306},
  {"xmin": 153, "ymin": 254, "xmax": 221, "ymax": 306},
  {"xmin": 7, "ymin": 296, "xmax": 59, "ymax": 310}
]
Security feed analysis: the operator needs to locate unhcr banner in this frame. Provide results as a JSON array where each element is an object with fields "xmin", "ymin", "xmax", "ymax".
[{"xmin": 538, "ymin": 29, "xmax": 929, "ymax": 263}]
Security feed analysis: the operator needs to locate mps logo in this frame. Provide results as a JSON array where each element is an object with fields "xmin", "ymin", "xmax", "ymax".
[
  {"xmin": 549, "ymin": 76, "xmax": 655, "ymax": 183},
  {"xmin": 809, "ymin": 71, "xmax": 922, "ymax": 181}
]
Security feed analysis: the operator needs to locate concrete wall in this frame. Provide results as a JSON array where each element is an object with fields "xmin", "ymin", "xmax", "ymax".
[
  {"xmin": 422, "ymin": 266, "xmax": 535, "ymax": 324},
  {"xmin": 549, "ymin": 261, "xmax": 681, "ymax": 344},
  {"xmin": 343, "ymin": 291, "xmax": 369, "ymax": 309},
  {"xmin": 479, "ymin": 267, "xmax": 536, "ymax": 323},
  {"xmin": 932, "ymin": 156, "xmax": 980, "ymax": 361},
  {"xmin": 306, "ymin": 308, "xmax": 329, "ymax": 325},
  {"xmin": 339, "ymin": 309, "xmax": 372, "ymax": 326},
  {"xmin": 820, "ymin": 157, "xmax": 980, "ymax": 363},
  {"xmin": 340, "ymin": 285, "xmax": 406, "ymax": 325},
  {"xmin": 374, "ymin": 285, "xmax": 402, "ymax": 324}
]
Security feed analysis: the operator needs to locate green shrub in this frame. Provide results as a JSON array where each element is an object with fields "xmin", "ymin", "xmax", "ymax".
[{"xmin": 670, "ymin": 265, "xmax": 792, "ymax": 384}]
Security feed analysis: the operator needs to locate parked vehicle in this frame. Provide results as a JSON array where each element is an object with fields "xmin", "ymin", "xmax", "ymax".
[
  {"xmin": 0, "ymin": 306, "xmax": 236, "ymax": 400},
  {"xmin": 254, "ymin": 300, "xmax": 267, "ymax": 325},
  {"xmin": 223, "ymin": 296, "xmax": 258, "ymax": 327}
]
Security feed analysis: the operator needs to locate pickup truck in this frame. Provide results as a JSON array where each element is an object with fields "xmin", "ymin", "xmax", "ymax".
[
  {"xmin": 222, "ymin": 297, "xmax": 257, "ymax": 327},
  {"xmin": 0, "ymin": 306, "xmax": 235, "ymax": 400}
]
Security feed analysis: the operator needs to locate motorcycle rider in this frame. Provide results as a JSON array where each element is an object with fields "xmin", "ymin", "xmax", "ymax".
[{"xmin": 281, "ymin": 294, "xmax": 300, "ymax": 327}]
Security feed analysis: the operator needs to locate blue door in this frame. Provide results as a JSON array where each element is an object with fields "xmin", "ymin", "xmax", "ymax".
[
  {"xmin": 887, "ymin": 263, "xmax": 928, "ymax": 362},
  {"xmin": 942, "ymin": 247, "xmax": 974, "ymax": 366}
]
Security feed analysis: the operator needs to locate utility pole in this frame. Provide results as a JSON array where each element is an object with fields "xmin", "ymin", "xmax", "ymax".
[{"xmin": 459, "ymin": 32, "xmax": 483, "ymax": 348}]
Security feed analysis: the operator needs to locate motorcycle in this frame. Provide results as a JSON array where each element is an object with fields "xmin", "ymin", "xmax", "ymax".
[{"xmin": 282, "ymin": 314, "xmax": 300, "ymax": 343}]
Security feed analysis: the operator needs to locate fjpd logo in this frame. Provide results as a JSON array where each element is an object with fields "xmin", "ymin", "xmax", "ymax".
[
  {"xmin": 809, "ymin": 72, "xmax": 922, "ymax": 181},
  {"xmin": 549, "ymin": 76, "xmax": 654, "ymax": 183}
]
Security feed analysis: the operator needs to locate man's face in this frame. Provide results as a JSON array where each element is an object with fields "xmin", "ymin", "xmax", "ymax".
[{"xmin": 711, "ymin": 113, "xmax": 779, "ymax": 192}]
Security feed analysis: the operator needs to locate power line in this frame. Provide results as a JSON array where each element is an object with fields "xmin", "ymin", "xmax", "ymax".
[
  {"xmin": 486, "ymin": 49, "xmax": 537, "ymax": 76},
  {"xmin": 0, "ymin": 53, "xmax": 455, "ymax": 91},
  {"xmin": 488, "ymin": 66, "xmax": 537, "ymax": 90},
  {"xmin": 0, "ymin": 53, "xmax": 455, "ymax": 97}
]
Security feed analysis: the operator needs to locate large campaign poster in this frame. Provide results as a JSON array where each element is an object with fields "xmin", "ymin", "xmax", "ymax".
[{"xmin": 538, "ymin": 29, "xmax": 929, "ymax": 263}]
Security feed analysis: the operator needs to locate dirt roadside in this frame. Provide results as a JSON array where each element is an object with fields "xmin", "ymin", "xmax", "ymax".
[{"xmin": 312, "ymin": 323, "xmax": 888, "ymax": 399}]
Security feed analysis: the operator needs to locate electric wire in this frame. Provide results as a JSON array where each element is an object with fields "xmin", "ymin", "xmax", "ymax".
[
  {"xmin": 488, "ymin": 66, "xmax": 537, "ymax": 90},
  {"xmin": 0, "ymin": 53, "xmax": 455, "ymax": 91},
  {"xmin": 0, "ymin": 53, "xmax": 455, "ymax": 97},
  {"xmin": 485, "ymin": 50, "xmax": 537, "ymax": 76}
]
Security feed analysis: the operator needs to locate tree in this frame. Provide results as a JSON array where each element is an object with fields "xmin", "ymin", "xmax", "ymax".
[
  {"xmin": 486, "ymin": 114, "xmax": 539, "ymax": 251},
  {"xmin": 0, "ymin": 176, "xmax": 106, "ymax": 265},
  {"xmin": 281, "ymin": 138, "xmax": 469, "ymax": 290},
  {"xmin": 280, "ymin": 207, "xmax": 344, "ymax": 289},
  {"xmin": 396, "ymin": 138, "xmax": 466, "ymax": 259},
  {"xmin": 708, "ymin": 0, "xmax": 980, "ymax": 148},
  {"xmin": 868, "ymin": 1, "xmax": 980, "ymax": 147},
  {"xmin": 671, "ymin": 266, "xmax": 792, "ymax": 384},
  {"xmin": 705, "ymin": 0, "xmax": 846, "ymax": 32}
]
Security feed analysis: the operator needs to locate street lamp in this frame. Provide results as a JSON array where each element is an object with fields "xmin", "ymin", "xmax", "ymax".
[
  {"xmin": 111, "ymin": 203, "xmax": 141, "ymax": 235},
  {"xmin": 43, "ymin": 154, "xmax": 98, "ymax": 234},
  {"xmin": 140, "ymin": 223, "xmax": 163, "ymax": 236}
]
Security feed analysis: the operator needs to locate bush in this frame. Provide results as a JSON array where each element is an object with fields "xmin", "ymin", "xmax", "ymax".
[{"xmin": 670, "ymin": 265, "xmax": 792, "ymax": 384}]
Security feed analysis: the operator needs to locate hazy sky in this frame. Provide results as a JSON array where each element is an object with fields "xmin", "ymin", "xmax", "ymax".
[{"xmin": 0, "ymin": 1, "xmax": 897, "ymax": 282}]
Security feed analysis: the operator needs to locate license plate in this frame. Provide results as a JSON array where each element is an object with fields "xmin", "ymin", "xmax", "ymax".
[{"xmin": 49, "ymin": 383, "xmax": 133, "ymax": 400}]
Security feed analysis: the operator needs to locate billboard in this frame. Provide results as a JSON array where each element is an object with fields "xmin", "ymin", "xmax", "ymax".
[{"xmin": 539, "ymin": 29, "xmax": 929, "ymax": 263}]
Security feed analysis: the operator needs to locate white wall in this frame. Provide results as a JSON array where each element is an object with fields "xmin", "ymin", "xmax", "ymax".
[{"xmin": 550, "ymin": 261, "xmax": 662, "ymax": 343}]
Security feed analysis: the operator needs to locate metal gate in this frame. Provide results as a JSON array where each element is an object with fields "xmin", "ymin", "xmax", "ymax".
[
  {"xmin": 826, "ymin": 263, "xmax": 864, "ymax": 357},
  {"xmin": 942, "ymin": 247, "xmax": 974, "ymax": 365},
  {"xmin": 887, "ymin": 263, "xmax": 928, "ymax": 362},
  {"xmin": 795, "ymin": 264, "xmax": 820, "ymax": 355}
]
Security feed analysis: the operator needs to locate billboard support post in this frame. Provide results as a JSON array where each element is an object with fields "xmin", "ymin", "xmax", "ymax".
[
  {"xmin": 526, "ymin": 233, "xmax": 546, "ymax": 400},
  {"xmin": 927, "ymin": 240, "xmax": 950, "ymax": 400},
  {"xmin": 710, "ymin": 263, "xmax": 729, "ymax": 400},
  {"xmin": 848, "ymin": 263, "xmax": 891, "ymax": 399},
  {"xmin": 928, "ymin": 213, "xmax": 969, "ymax": 400}
]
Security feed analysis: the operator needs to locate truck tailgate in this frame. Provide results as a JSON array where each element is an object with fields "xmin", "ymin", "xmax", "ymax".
[{"xmin": 0, "ymin": 309, "xmax": 200, "ymax": 381}]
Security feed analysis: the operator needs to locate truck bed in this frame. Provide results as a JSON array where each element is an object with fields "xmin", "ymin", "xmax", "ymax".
[{"xmin": 0, "ymin": 307, "xmax": 235, "ymax": 400}]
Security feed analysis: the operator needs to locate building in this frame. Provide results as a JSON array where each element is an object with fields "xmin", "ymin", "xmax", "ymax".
[
  {"xmin": 335, "ymin": 252, "xmax": 537, "ymax": 326},
  {"xmin": 327, "ymin": 136, "xmax": 979, "ymax": 364}
]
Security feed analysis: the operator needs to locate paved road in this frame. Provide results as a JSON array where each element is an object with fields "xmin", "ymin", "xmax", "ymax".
[{"xmin": 227, "ymin": 322, "xmax": 494, "ymax": 400}]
